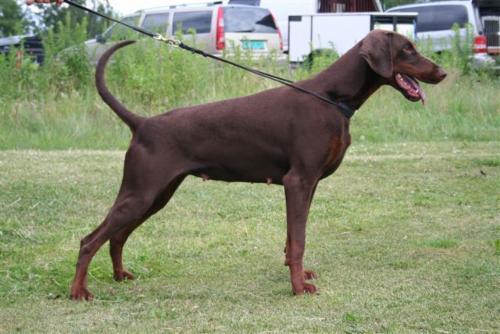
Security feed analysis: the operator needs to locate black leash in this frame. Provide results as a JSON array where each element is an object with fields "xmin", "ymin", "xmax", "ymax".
[{"xmin": 63, "ymin": 0, "xmax": 355, "ymax": 119}]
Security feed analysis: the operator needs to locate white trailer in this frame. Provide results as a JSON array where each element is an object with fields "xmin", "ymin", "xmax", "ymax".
[
  {"xmin": 288, "ymin": 12, "xmax": 418, "ymax": 62},
  {"xmin": 229, "ymin": 0, "xmax": 383, "ymax": 50}
]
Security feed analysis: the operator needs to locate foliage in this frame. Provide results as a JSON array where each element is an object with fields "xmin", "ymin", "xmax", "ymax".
[
  {"xmin": 302, "ymin": 46, "xmax": 340, "ymax": 72},
  {"xmin": 0, "ymin": 26, "xmax": 498, "ymax": 149},
  {"xmin": 0, "ymin": 11, "xmax": 91, "ymax": 102},
  {"xmin": 30, "ymin": 0, "xmax": 113, "ymax": 38},
  {"xmin": 0, "ymin": 0, "xmax": 25, "ymax": 37},
  {"xmin": 416, "ymin": 24, "xmax": 477, "ymax": 75}
]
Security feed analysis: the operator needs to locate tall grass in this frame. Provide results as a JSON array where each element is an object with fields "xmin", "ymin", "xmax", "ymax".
[{"xmin": 0, "ymin": 23, "xmax": 498, "ymax": 149}]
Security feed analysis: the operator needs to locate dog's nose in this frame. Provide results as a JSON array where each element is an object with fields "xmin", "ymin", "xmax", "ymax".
[{"xmin": 436, "ymin": 67, "xmax": 447, "ymax": 81}]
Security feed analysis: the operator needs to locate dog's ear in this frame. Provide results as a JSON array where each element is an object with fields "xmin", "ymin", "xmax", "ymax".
[{"xmin": 360, "ymin": 30, "xmax": 394, "ymax": 79}]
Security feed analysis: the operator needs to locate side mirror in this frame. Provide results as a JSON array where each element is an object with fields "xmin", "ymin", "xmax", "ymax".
[{"xmin": 96, "ymin": 34, "xmax": 106, "ymax": 43}]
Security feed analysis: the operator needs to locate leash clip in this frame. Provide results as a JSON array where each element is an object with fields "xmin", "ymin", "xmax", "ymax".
[{"xmin": 153, "ymin": 34, "xmax": 181, "ymax": 47}]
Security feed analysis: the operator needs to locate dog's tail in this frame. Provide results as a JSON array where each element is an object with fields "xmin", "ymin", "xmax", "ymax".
[{"xmin": 96, "ymin": 40, "xmax": 144, "ymax": 132}]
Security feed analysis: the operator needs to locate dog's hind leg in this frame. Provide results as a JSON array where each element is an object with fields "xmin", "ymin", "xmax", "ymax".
[
  {"xmin": 109, "ymin": 176, "xmax": 185, "ymax": 282},
  {"xmin": 70, "ymin": 146, "xmax": 188, "ymax": 301},
  {"xmin": 70, "ymin": 194, "xmax": 155, "ymax": 300}
]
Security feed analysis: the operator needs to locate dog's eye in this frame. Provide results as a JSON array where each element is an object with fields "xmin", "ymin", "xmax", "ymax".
[{"xmin": 403, "ymin": 45, "xmax": 416, "ymax": 55}]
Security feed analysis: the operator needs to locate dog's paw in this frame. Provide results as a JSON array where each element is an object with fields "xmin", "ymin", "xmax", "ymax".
[
  {"xmin": 303, "ymin": 283, "xmax": 317, "ymax": 294},
  {"xmin": 70, "ymin": 287, "xmax": 94, "ymax": 301},
  {"xmin": 293, "ymin": 282, "xmax": 317, "ymax": 295},
  {"xmin": 304, "ymin": 270, "xmax": 318, "ymax": 280},
  {"xmin": 114, "ymin": 270, "xmax": 135, "ymax": 282}
]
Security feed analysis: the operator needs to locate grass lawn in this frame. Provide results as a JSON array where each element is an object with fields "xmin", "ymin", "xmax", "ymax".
[{"xmin": 0, "ymin": 142, "xmax": 498, "ymax": 333}]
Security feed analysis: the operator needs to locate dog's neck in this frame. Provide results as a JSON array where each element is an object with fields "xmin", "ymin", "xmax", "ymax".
[{"xmin": 303, "ymin": 43, "xmax": 386, "ymax": 112}]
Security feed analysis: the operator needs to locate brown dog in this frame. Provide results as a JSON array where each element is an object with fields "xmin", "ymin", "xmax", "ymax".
[{"xmin": 70, "ymin": 30, "xmax": 446, "ymax": 300}]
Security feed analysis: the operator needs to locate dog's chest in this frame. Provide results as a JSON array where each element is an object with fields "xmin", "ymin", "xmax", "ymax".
[{"xmin": 321, "ymin": 133, "xmax": 351, "ymax": 178}]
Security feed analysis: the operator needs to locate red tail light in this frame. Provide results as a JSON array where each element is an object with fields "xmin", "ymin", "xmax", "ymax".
[
  {"xmin": 216, "ymin": 7, "xmax": 225, "ymax": 50},
  {"xmin": 271, "ymin": 13, "xmax": 283, "ymax": 50},
  {"xmin": 473, "ymin": 35, "xmax": 487, "ymax": 54}
]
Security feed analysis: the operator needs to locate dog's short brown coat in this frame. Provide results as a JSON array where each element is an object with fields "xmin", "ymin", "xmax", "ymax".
[{"xmin": 69, "ymin": 30, "xmax": 446, "ymax": 300}]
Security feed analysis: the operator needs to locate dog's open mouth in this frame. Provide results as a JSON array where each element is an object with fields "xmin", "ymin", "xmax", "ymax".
[{"xmin": 395, "ymin": 73, "xmax": 426, "ymax": 105}]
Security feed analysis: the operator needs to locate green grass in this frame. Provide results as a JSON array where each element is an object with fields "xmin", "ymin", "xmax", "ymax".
[
  {"xmin": 0, "ymin": 142, "xmax": 498, "ymax": 333},
  {"xmin": 1, "ymin": 68, "xmax": 499, "ymax": 149}
]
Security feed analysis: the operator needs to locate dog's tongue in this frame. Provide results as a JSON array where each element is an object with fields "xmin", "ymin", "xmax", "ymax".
[
  {"xmin": 419, "ymin": 88, "xmax": 427, "ymax": 106},
  {"xmin": 405, "ymin": 74, "xmax": 426, "ymax": 105}
]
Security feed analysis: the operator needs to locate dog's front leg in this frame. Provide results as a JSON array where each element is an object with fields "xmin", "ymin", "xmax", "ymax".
[{"xmin": 283, "ymin": 172, "xmax": 318, "ymax": 295}]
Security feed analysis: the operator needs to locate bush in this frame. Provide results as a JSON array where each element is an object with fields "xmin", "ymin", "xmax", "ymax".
[{"xmin": 0, "ymin": 24, "xmax": 498, "ymax": 149}]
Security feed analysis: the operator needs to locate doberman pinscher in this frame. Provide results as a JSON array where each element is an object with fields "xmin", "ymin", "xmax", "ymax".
[{"xmin": 70, "ymin": 30, "xmax": 446, "ymax": 300}]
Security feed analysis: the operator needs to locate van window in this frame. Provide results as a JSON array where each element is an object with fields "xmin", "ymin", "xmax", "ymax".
[
  {"xmin": 395, "ymin": 5, "xmax": 468, "ymax": 32},
  {"xmin": 224, "ymin": 7, "xmax": 277, "ymax": 33},
  {"xmin": 142, "ymin": 13, "xmax": 170, "ymax": 33},
  {"xmin": 173, "ymin": 11, "xmax": 213, "ymax": 34}
]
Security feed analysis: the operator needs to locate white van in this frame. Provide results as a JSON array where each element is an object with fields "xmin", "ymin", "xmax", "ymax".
[{"xmin": 84, "ymin": 2, "xmax": 283, "ymax": 63}]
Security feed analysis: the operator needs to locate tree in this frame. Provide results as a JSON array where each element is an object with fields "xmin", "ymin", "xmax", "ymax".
[
  {"xmin": 86, "ymin": 0, "xmax": 114, "ymax": 38},
  {"xmin": 0, "ymin": 0, "xmax": 25, "ymax": 37},
  {"xmin": 31, "ymin": 0, "xmax": 114, "ymax": 38}
]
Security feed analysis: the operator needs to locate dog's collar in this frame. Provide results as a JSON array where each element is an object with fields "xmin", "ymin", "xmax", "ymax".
[{"xmin": 336, "ymin": 102, "xmax": 356, "ymax": 119}]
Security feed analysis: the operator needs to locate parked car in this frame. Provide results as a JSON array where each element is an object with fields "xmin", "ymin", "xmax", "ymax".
[
  {"xmin": 84, "ymin": 2, "xmax": 283, "ymax": 63},
  {"xmin": 0, "ymin": 35, "xmax": 44, "ymax": 65},
  {"xmin": 387, "ymin": 0, "xmax": 500, "ymax": 70}
]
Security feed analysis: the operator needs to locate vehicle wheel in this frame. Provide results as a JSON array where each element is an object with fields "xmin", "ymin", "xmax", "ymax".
[{"xmin": 303, "ymin": 49, "xmax": 339, "ymax": 71}]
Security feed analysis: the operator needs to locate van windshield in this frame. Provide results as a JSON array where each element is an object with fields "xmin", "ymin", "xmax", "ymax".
[{"xmin": 224, "ymin": 7, "xmax": 277, "ymax": 33}]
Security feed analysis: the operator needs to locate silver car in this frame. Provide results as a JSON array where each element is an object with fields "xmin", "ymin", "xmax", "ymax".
[{"xmin": 84, "ymin": 3, "xmax": 283, "ymax": 63}]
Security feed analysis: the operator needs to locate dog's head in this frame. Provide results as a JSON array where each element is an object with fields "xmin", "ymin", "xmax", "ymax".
[{"xmin": 360, "ymin": 30, "xmax": 446, "ymax": 104}]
